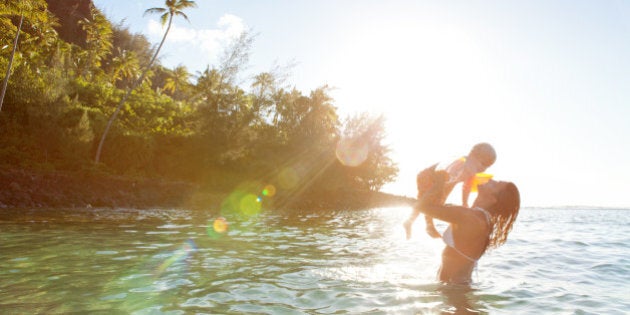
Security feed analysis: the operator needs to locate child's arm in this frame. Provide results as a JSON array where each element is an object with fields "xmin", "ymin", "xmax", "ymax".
[
  {"xmin": 461, "ymin": 177, "xmax": 474, "ymax": 207},
  {"xmin": 416, "ymin": 196, "xmax": 470, "ymax": 225}
]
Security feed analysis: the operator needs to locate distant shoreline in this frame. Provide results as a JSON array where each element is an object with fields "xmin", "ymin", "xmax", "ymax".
[
  {"xmin": 0, "ymin": 167, "xmax": 415, "ymax": 211},
  {"xmin": 523, "ymin": 205, "xmax": 630, "ymax": 211}
]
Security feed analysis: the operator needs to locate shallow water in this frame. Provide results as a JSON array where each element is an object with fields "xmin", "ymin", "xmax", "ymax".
[{"xmin": 1, "ymin": 207, "xmax": 628, "ymax": 314}]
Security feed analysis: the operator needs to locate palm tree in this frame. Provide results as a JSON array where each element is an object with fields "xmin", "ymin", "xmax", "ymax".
[
  {"xmin": 95, "ymin": 0, "xmax": 197, "ymax": 164},
  {"xmin": 110, "ymin": 48, "xmax": 140, "ymax": 86},
  {"xmin": 1, "ymin": 0, "xmax": 49, "ymax": 111},
  {"xmin": 1, "ymin": 0, "xmax": 59, "ymax": 111},
  {"xmin": 78, "ymin": 7, "xmax": 113, "ymax": 79},
  {"xmin": 163, "ymin": 65, "xmax": 190, "ymax": 97},
  {"xmin": 0, "ymin": 11, "xmax": 23, "ymax": 112}
]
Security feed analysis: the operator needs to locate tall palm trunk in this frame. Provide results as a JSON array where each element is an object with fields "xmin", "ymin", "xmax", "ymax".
[
  {"xmin": 0, "ymin": 12, "xmax": 24, "ymax": 112},
  {"xmin": 94, "ymin": 14, "xmax": 173, "ymax": 164}
]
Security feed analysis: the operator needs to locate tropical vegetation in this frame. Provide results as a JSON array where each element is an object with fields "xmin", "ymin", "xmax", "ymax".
[{"xmin": 0, "ymin": 0, "xmax": 398, "ymax": 202}]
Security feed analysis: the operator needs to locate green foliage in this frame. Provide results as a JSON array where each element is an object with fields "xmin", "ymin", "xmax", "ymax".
[
  {"xmin": 107, "ymin": 23, "xmax": 153, "ymax": 70},
  {"xmin": 77, "ymin": 6, "xmax": 112, "ymax": 79},
  {"xmin": 334, "ymin": 113, "xmax": 399, "ymax": 191},
  {"xmin": 0, "ymin": 0, "xmax": 399, "ymax": 196},
  {"xmin": 94, "ymin": 0, "xmax": 198, "ymax": 164}
]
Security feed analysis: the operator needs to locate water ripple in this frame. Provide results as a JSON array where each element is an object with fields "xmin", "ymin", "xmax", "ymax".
[{"xmin": 0, "ymin": 207, "xmax": 628, "ymax": 313}]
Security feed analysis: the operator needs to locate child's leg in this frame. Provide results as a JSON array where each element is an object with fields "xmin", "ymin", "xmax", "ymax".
[
  {"xmin": 403, "ymin": 207, "xmax": 421, "ymax": 240},
  {"xmin": 404, "ymin": 164, "xmax": 439, "ymax": 240},
  {"xmin": 424, "ymin": 215, "xmax": 441, "ymax": 238},
  {"xmin": 420, "ymin": 167, "xmax": 448, "ymax": 239}
]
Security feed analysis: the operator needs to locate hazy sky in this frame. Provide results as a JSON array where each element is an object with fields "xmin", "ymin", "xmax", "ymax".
[{"xmin": 92, "ymin": 0, "xmax": 630, "ymax": 207}]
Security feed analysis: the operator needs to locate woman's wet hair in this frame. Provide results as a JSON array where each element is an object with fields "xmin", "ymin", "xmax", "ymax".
[{"xmin": 486, "ymin": 182, "xmax": 520, "ymax": 248}]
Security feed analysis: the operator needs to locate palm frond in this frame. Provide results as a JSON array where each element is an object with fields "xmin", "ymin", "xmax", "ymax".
[
  {"xmin": 174, "ymin": 11, "xmax": 190, "ymax": 22},
  {"xmin": 176, "ymin": 0, "xmax": 198, "ymax": 10},
  {"xmin": 143, "ymin": 7, "xmax": 166, "ymax": 17},
  {"xmin": 160, "ymin": 13, "xmax": 169, "ymax": 26}
]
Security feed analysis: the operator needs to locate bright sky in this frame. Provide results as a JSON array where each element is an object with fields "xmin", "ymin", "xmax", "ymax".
[{"xmin": 92, "ymin": 0, "xmax": 630, "ymax": 208}]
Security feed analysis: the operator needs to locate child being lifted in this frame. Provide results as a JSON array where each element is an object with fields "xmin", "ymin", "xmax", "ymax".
[{"xmin": 403, "ymin": 142, "xmax": 497, "ymax": 240}]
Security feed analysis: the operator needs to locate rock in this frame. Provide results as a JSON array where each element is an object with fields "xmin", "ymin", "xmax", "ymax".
[{"xmin": 9, "ymin": 182, "xmax": 21, "ymax": 191}]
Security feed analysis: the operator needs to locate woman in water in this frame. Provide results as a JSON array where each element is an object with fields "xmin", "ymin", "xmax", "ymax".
[{"xmin": 415, "ymin": 174, "xmax": 520, "ymax": 284}]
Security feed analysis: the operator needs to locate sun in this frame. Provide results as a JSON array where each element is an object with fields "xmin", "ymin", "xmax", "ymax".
[{"xmin": 329, "ymin": 21, "xmax": 502, "ymax": 198}]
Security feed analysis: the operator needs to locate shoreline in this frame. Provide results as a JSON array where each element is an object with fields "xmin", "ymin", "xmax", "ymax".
[{"xmin": 0, "ymin": 167, "xmax": 415, "ymax": 211}]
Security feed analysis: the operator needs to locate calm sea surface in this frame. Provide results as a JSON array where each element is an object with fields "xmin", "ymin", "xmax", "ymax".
[{"xmin": 1, "ymin": 207, "xmax": 628, "ymax": 314}]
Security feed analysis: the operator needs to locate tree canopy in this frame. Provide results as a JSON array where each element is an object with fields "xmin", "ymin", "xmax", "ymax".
[{"xmin": 0, "ymin": 0, "xmax": 398, "ymax": 197}]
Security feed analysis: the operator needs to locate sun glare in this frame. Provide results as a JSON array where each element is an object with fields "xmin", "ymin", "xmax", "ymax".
[{"xmin": 330, "ymin": 19, "xmax": 508, "ymax": 197}]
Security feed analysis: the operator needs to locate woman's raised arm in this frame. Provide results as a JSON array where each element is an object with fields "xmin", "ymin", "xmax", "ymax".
[{"xmin": 415, "ymin": 202, "xmax": 471, "ymax": 225}]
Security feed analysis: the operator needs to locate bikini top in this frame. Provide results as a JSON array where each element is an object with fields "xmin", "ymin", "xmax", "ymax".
[{"xmin": 442, "ymin": 207, "xmax": 492, "ymax": 263}]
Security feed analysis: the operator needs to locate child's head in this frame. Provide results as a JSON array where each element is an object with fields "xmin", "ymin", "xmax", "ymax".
[{"xmin": 468, "ymin": 142, "xmax": 496, "ymax": 171}]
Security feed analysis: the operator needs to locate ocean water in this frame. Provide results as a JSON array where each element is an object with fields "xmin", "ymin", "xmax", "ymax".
[{"xmin": 0, "ymin": 207, "xmax": 628, "ymax": 314}]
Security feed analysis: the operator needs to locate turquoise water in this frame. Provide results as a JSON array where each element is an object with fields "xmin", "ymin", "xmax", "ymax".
[{"xmin": 1, "ymin": 207, "xmax": 628, "ymax": 314}]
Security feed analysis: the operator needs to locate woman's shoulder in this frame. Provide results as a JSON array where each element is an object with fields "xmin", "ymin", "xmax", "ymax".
[
  {"xmin": 454, "ymin": 207, "xmax": 491, "ymax": 231},
  {"xmin": 472, "ymin": 207, "xmax": 492, "ymax": 223}
]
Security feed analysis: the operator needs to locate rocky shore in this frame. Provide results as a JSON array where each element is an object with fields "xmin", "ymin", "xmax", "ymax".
[{"xmin": 0, "ymin": 168, "xmax": 414, "ymax": 211}]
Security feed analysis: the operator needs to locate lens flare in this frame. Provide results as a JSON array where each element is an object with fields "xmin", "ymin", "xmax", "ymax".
[
  {"xmin": 336, "ymin": 137, "xmax": 369, "ymax": 167},
  {"xmin": 278, "ymin": 167, "xmax": 299, "ymax": 189},
  {"xmin": 207, "ymin": 217, "xmax": 229, "ymax": 239},
  {"xmin": 155, "ymin": 239, "xmax": 196, "ymax": 277},
  {"xmin": 262, "ymin": 184, "xmax": 276, "ymax": 197},
  {"xmin": 240, "ymin": 194, "xmax": 262, "ymax": 216},
  {"xmin": 213, "ymin": 217, "xmax": 228, "ymax": 233}
]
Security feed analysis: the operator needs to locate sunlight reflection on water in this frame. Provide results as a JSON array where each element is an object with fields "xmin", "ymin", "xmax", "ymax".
[{"xmin": 0, "ymin": 207, "xmax": 628, "ymax": 314}]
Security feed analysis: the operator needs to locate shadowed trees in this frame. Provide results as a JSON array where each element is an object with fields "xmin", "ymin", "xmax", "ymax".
[
  {"xmin": 0, "ymin": 0, "xmax": 399, "ymax": 197},
  {"xmin": 0, "ymin": 0, "xmax": 52, "ymax": 110},
  {"xmin": 94, "ymin": 0, "xmax": 197, "ymax": 164}
]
